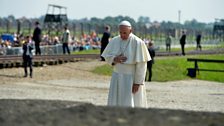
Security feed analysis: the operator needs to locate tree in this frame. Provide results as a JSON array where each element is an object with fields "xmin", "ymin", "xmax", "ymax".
[{"xmin": 138, "ymin": 16, "xmax": 150, "ymax": 24}]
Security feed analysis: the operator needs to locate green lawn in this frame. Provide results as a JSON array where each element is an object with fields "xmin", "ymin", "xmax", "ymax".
[
  {"xmin": 92, "ymin": 54, "xmax": 224, "ymax": 83},
  {"xmin": 155, "ymin": 44, "xmax": 224, "ymax": 52}
]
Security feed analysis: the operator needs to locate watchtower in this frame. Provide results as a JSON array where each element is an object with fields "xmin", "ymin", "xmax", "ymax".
[{"xmin": 44, "ymin": 4, "xmax": 68, "ymax": 35}]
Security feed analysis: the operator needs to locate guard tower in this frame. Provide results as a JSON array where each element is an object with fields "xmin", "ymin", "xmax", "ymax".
[
  {"xmin": 213, "ymin": 19, "xmax": 224, "ymax": 41},
  {"xmin": 44, "ymin": 4, "xmax": 68, "ymax": 35}
]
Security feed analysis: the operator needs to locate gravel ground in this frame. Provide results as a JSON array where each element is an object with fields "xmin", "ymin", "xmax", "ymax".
[{"xmin": 0, "ymin": 59, "xmax": 224, "ymax": 126}]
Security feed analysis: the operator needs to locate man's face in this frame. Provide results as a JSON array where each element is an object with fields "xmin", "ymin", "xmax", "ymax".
[{"xmin": 119, "ymin": 25, "xmax": 132, "ymax": 40}]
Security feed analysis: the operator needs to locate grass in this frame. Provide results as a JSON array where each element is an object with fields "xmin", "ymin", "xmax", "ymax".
[
  {"xmin": 92, "ymin": 64, "xmax": 113, "ymax": 76},
  {"xmin": 151, "ymin": 57, "xmax": 188, "ymax": 82},
  {"xmin": 92, "ymin": 54, "xmax": 224, "ymax": 83},
  {"xmin": 71, "ymin": 44, "xmax": 224, "ymax": 55},
  {"xmin": 187, "ymin": 54, "xmax": 224, "ymax": 82},
  {"xmin": 155, "ymin": 44, "xmax": 224, "ymax": 52}
]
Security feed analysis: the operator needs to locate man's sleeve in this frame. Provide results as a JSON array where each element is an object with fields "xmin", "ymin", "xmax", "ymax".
[
  {"xmin": 134, "ymin": 62, "xmax": 147, "ymax": 85},
  {"xmin": 104, "ymin": 56, "xmax": 115, "ymax": 65},
  {"xmin": 101, "ymin": 40, "xmax": 116, "ymax": 65}
]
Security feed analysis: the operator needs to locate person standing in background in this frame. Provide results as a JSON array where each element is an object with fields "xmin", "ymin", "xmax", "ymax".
[
  {"xmin": 146, "ymin": 41, "xmax": 155, "ymax": 82},
  {"xmin": 32, "ymin": 21, "xmax": 42, "ymax": 55},
  {"xmin": 100, "ymin": 25, "xmax": 111, "ymax": 61},
  {"xmin": 165, "ymin": 34, "xmax": 172, "ymax": 52},
  {"xmin": 23, "ymin": 36, "xmax": 34, "ymax": 78},
  {"xmin": 180, "ymin": 31, "xmax": 186, "ymax": 56},
  {"xmin": 61, "ymin": 25, "xmax": 70, "ymax": 54},
  {"xmin": 196, "ymin": 33, "xmax": 202, "ymax": 51}
]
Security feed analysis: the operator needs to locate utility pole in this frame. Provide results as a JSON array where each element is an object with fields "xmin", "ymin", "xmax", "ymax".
[
  {"xmin": 178, "ymin": 10, "xmax": 181, "ymax": 24},
  {"xmin": 178, "ymin": 10, "xmax": 181, "ymax": 38}
]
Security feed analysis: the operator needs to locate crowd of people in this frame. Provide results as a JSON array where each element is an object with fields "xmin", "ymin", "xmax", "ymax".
[
  {"xmin": 0, "ymin": 32, "xmax": 102, "ymax": 55},
  {"xmin": 0, "ymin": 22, "xmax": 103, "ymax": 56}
]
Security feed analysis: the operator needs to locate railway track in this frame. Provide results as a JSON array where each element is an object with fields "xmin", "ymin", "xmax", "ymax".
[
  {"xmin": 0, "ymin": 48, "xmax": 223, "ymax": 69},
  {"xmin": 0, "ymin": 54, "xmax": 100, "ymax": 68}
]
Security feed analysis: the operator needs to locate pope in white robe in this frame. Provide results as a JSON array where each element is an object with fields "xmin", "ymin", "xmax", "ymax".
[{"xmin": 101, "ymin": 20, "xmax": 151, "ymax": 108}]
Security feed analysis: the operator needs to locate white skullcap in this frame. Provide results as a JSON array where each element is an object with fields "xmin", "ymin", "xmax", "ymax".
[{"xmin": 119, "ymin": 20, "xmax": 132, "ymax": 27}]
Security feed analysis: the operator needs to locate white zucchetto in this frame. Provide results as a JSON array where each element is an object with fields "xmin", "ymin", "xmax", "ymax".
[{"xmin": 119, "ymin": 20, "xmax": 132, "ymax": 27}]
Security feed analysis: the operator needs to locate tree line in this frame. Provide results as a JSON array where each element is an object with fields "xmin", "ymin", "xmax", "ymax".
[{"xmin": 0, "ymin": 15, "xmax": 221, "ymax": 41}]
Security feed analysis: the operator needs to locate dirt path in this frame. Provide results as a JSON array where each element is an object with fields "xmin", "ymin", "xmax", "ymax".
[{"xmin": 0, "ymin": 59, "xmax": 223, "ymax": 113}]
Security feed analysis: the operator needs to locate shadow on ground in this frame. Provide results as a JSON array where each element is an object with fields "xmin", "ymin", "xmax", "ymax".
[{"xmin": 0, "ymin": 99, "xmax": 223, "ymax": 126}]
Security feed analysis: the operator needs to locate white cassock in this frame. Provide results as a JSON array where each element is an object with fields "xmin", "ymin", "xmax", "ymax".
[{"xmin": 102, "ymin": 33, "xmax": 151, "ymax": 108}]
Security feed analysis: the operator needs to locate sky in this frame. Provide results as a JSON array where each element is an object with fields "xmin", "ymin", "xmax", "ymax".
[{"xmin": 0, "ymin": 0, "xmax": 224, "ymax": 23}]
